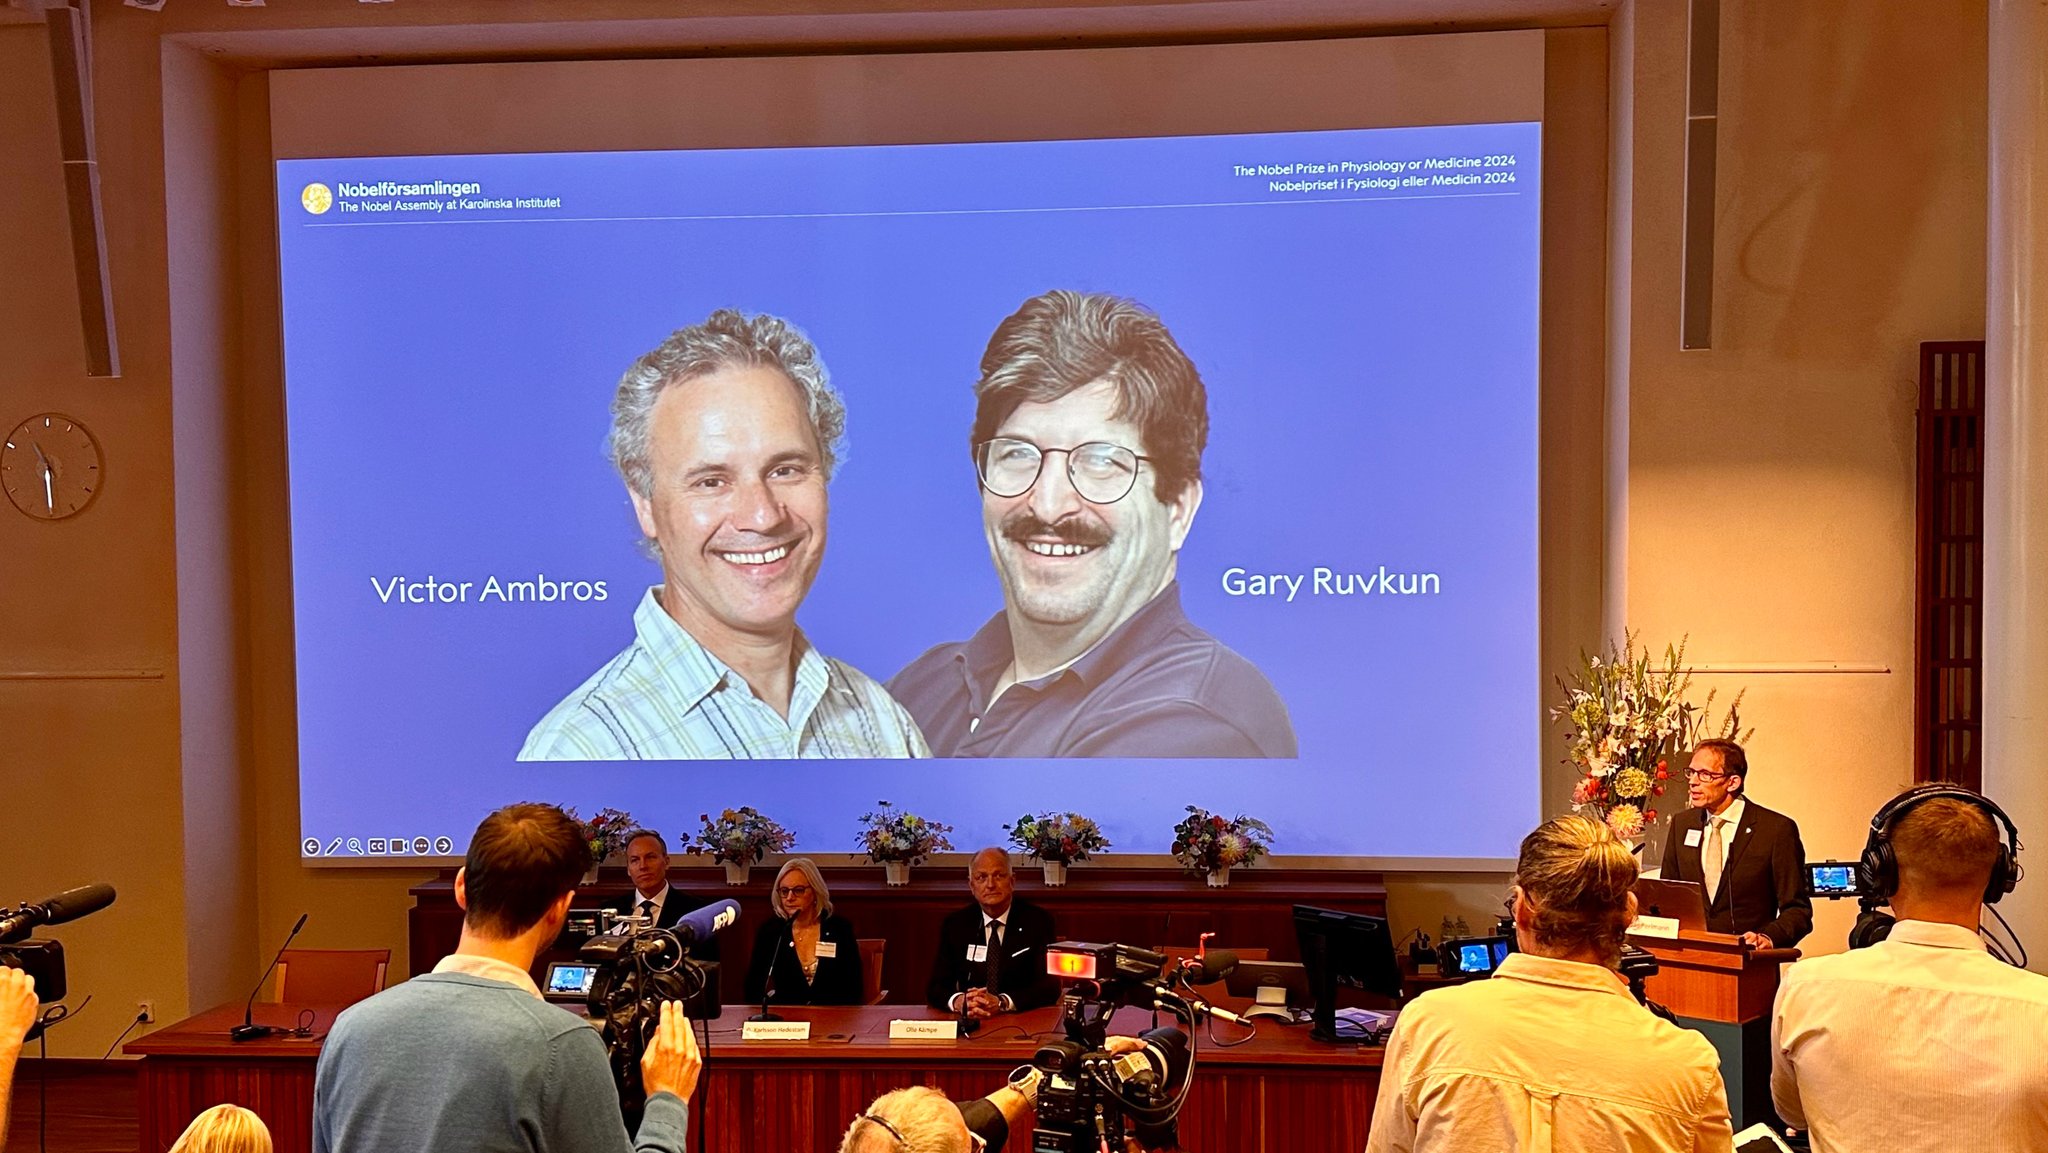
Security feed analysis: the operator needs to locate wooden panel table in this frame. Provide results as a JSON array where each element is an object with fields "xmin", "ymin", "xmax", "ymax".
[
  {"xmin": 123, "ymin": 999, "xmax": 1383, "ymax": 1153},
  {"xmin": 123, "ymin": 1002, "xmax": 342, "ymax": 1153},
  {"xmin": 410, "ymin": 866, "xmax": 1389, "ymax": 1008}
]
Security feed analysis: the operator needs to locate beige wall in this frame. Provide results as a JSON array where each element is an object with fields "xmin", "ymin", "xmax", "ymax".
[
  {"xmin": 1615, "ymin": 0, "xmax": 1986, "ymax": 954},
  {"xmin": 0, "ymin": 0, "xmax": 1995, "ymax": 1057}
]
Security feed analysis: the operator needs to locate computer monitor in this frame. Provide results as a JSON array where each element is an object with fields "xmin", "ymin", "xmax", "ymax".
[{"xmin": 1292, "ymin": 904, "xmax": 1400, "ymax": 1043}]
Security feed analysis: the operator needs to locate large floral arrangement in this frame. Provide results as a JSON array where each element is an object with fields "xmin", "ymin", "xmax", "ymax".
[
  {"xmin": 855, "ymin": 801, "xmax": 955, "ymax": 865},
  {"xmin": 1170, "ymin": 806, "xmax": 1275, "ymax": 874},
  {"xmin": 569, "ymin": 806, "xmax": 638, "ymax": 863},
  {"xmin": 1003, "ymin": 811, "xmax": 1112, "ymax": 865},
  {"xmin": 687, "ymin": 807, "xmax": 796, "ymax": 866},
  {"xmin": 1552, "ymin": 633, "xmax": 1747, "ymax": 840}
]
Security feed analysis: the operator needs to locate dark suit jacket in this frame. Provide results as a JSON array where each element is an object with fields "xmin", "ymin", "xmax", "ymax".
[
  {"xmin": 605, "ymin": 884, "xmax": 722, "ymax": 962},
  {"xmin": 925, "ymin": 898, "xmax": 1058, "ymax": 1011},
  {"xmin": 1659, "ymin": 798, "xmax": 1813, "ymax": 946},
  {"xmin": 743, "ymin": 913, "xmax": 864, "ymax": 1006}
]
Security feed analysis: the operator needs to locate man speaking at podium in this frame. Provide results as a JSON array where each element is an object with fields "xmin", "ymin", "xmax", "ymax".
[{"xmin": 1657, "ymin": 739, "xmax": 1811, "ymax": 948}]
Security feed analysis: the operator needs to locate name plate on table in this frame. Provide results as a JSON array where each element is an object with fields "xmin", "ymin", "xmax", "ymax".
[
  {"xmin": 1630, "ymin": 914, "xmax": 1680, "ymax": 939},
  {"xmin": 741, "ymin": 1021, "xmax": 812, "ymax": 1041},
  {"xmin": 889, "ymin": 1019, "xmax": 960, "ymax": 1040}
]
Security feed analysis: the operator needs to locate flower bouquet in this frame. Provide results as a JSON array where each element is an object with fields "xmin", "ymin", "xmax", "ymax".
[
  {"xmin": 1003, "ymin": 811, "xmax": 1112, "ymax": 886},
  {"xmin": 1170, "ymin": 806, "xmax": 1275, "ymax": 887},
  {"xmin": 855, "ymin": 800, "xmax": 955, "ymax": 885},
  {"xmin": 688, "ymin": 807, "xmax": 797, "ymax": 885},
  {"xmin": 569, "ymin": 806, "xmax": 637, "ymax": 882},
  {"xmin": 1552, "ymin": 632, "xmax": 1748, "ymax": 847}
]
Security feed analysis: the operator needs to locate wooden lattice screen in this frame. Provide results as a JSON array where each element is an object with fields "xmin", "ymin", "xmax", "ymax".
[{"xmin": 1914, "ymin": 340, "xmax": 1986, "ymax": 788}]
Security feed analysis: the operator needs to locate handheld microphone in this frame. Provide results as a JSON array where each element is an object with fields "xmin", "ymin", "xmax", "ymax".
[
  {"xmin": 670, "ymin": 899, "xmax": 739, "ymax": 949},
  {"xmin": 0, "ymin": 883, "xmax": 117, "ymax": 944},
  {"xmin": 748, "ymin": 925, "xmax": 786, "ymax": 1023},
  {"xmin": 230, "ymin": 912, "xmax": 308, "ymax": 1042},
  {"xmin": 1182, "ymin": 995, "xmax": 1252, "ymax": 1027}
]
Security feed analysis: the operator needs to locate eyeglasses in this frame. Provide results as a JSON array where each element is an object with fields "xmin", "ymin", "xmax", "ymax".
[
  {"xmin": 970, "ymin": 871, "xmax": 1012, "ymax": 885},
  {"xmin": 1683, "ymin": 768, "xmax": 1733, "ymax": 782},
  {"xmin": 974, "ymin": 438, "xmax": 1150, "ymax": 505},
  {"xmin": 775, "ymin": 884, "xmax": 813, "ymax": 899}
]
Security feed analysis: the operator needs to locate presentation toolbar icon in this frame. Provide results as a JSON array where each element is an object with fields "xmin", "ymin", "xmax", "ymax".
[
  {"xmin": 302, "ymin": 837, "xmax": 321, "ymax": 856},
  {"xmin": 413, "ymin": 837, "xmax": 431, "ymax": 855},
  {"xmin": 326, "ymin": 837, "xmax": 344, "ymax": 856},
  {"xmin": 368, "ymin": 838, "xmax": 388, "ymax": 854},
  {"xmin": 433, "ymin": 836, "xmax": 454, "ymax": 855},
  {"xmin": 347, "ymin": 837, "xmax": 363, "ymax": 854}
]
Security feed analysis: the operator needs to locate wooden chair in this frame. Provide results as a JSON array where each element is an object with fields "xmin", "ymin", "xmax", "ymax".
[
  {"xmin": 1161, "ymin": 945, "xmax": 1270, "ymax": 1003},
  {"xmin": 273, "ymin": 949, "xmax": 390, "ymax": 1006},
  {"xmin": 858, "ymin": 938, "xmax": 887, "ymax": 1005}
]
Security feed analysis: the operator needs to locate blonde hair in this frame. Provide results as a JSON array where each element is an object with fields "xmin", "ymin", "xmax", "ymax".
[
  {"xmin": 771, "ymin": 856, "xmax": 833, "ymax": 920},
  {"xmin": 1893, "ymin": 797, "xmax": 2003, "ymax": 897},
  {"xmin": 169, "ymin": 1104, "xmax": 273, "ymax": 1153},
  {"xmin": 1514, "ymin": 815, "xmax": 1639, "ymax": 966},
  {"xmin": 840, "ymin": 1085, "xmax": 967, "ymax": 1153}
]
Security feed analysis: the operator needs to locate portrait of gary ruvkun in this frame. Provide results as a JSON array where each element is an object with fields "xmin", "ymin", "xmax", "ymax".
[
  {"xmin": 888, "ymin": 289, "xmax": 1296, "ymax": 758},
  {"xmin": 520, "ymin": 309, "xmax": 927, "ymax": 761}
]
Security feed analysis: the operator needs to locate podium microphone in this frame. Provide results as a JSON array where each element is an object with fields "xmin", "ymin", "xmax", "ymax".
[
  {"xmin": 748, "ymin": 928, "xmax": 786, "ymax": 1023},
  {"xmin": 230, "ymin": 912, "xmax": 308, "ymax": 1042}
]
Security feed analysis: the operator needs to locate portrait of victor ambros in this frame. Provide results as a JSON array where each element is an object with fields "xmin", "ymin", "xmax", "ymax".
[
  {"xmin": 888, "ymin": 289, "xmax": 1297, "ymax": 757},
  {"xmin": 519, "ymin": 310, "xmax": 928, "ymax": 761}
]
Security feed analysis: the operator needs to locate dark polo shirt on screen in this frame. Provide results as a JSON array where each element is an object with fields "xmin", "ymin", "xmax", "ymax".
[{"xmin": 887, "ymin": 582, "xmax": 1297, "ymax": 758}]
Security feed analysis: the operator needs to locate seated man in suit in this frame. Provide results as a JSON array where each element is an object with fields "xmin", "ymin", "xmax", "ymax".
[
  {"xmin": 606, "ymin": 830, "xmax": 720, "ymax": 962},
  {"xmin": 926, "ymin": 848, "xmax": 1058, "ymax": 1017},
  {"xmin": 1657, "ymin": 739, "xmax": 1812, "ymax": 948}
]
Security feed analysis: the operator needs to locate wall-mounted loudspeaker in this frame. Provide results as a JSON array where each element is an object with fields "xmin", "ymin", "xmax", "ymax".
[
  {"xmin": 1680, "ymin": 0, "xmax": 1718, "ymax": 351},
  {"xmin": 46, "ymin": 2, "xmax": 121, "ymax": 378}
]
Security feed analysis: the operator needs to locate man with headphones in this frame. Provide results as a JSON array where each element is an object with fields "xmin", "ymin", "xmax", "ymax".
[{"xmin": 1769, "ymin": 784, "xmax": 2046, "ymax": 1150}]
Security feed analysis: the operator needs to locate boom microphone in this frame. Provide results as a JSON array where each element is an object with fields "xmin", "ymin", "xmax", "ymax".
[{"xmin": 0, "ymin": 883, "xmax": 117, "ymax": 944}]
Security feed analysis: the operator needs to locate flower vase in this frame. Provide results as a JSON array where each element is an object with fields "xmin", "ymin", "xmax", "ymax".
[
  {"xmin": 884, "ymin": 860, "xmax": 912, "ymax": 886},
  {"xmin": 723, "ymin": 860, "xmax": 750, "ymax": 886},
  {"xmin": 1042, "ymin": 861, "xmax": 1068, "ymax": 887},
  {"xmin": 1206, "ymin": 866, "xmax": 1231, "ymax": 888}
]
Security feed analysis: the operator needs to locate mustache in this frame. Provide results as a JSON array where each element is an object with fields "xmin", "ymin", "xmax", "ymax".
[{"xmin": 1001, "ymin": 511, "xmax": 1111, "ymax": 549}]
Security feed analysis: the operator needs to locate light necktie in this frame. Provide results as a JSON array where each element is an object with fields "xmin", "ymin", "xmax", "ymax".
[{"xmin": 1702, "ymin": 817, "xmax": 1725, "ymax": 901}]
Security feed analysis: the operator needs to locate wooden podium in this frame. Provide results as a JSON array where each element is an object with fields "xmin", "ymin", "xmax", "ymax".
[
  {"xmin": 1626, "ymin": 928, "xmax": 1798, "ymax": 1129},
  {"xmin": 1626, "ymin": 927, "xmax": 1799, "ymax": 1023}
]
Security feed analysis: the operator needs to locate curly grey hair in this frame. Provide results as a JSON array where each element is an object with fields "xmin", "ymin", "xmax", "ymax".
[
  {"xmin": 840, "ymin": 1086, "xmax": 968, "ymax": 1153},
  {"xmin": 608, "ymin": 309, "xmax": 848, "ymax": 497}
]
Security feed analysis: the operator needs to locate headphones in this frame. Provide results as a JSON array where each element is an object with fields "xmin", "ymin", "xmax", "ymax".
[{"xmin": 1856, "ymin": 783, "xmax": 2023, "ymax": 905}]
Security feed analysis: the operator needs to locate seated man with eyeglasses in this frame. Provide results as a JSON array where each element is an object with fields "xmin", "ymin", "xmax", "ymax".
[
  {"xmin": 888, "ymin": 289, "xmax": 1296, "ymax": 758},
  {"xmin": 1656, "ymin": 739, "xmax": 1812, "ymax": 948}
]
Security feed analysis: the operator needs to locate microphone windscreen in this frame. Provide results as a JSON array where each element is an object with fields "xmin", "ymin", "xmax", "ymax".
[
  {"xmin": 42, "ymin": 884, "xmax": 116, "ymax": 924},
  {"xmin": 673, "ymin": 899, "xmax": 741, "ymax": 945},
  {"xmin": 1182, "ymin": 949, "xmax": 1239, "ymax": 983},
  {"xmin": 957, "ymin": 1097, "xmax": 1009, "ymax": 1149}
]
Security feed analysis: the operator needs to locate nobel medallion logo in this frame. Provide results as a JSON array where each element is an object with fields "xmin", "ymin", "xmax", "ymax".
[{"xmin": 301, "ymin": 183, "xmax": 333, "ymax": 215}]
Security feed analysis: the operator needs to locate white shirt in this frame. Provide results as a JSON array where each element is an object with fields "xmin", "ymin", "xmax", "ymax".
[
  {"xmin": 947, "ymin": 909, "xmax": 1016, "ymax": 1013},
  {"xmin": 1771, "ymin": 919, "xmax": 2048, "ymax": 1152},
  {"xmin": 1366, "ymin": 952, "xmax": 1733, "ymax": 1153},
  {"xmin": 432, "ymin": 953, "xmax": 541, "ymax": 1000},
  {"xmin": 630, "ymin": 884, "xmax": 670, "ymax": 925}
]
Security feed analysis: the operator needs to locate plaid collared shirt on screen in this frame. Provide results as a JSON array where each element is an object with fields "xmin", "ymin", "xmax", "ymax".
[{"xmin": 519, "ymin": 587, "xmax": 928, "ymax": 760}]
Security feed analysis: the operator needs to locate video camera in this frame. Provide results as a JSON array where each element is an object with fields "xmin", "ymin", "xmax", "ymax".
[
  {"xmin": 576, "ymin": 898, "xmax": 737, "ymax": 1111},
  {"xmin": 0, "ymin": 884, "xmax": 117, "ymax": 1036},
  {"xmin": 1030, "ymin": 941, "xmax": 1220, "ymax": 1153}
]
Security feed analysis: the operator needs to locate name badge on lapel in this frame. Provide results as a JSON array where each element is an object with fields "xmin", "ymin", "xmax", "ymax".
[
  {"xmin": 815, "ymin": 941, "xmax": 838, "ymax": 959},
  {"xmin": 966, "ymin": 944, "xmax": 988, "ymax": 964},
  {"xmin": 1684, "ymin": 829, "xmax": 1703, "ymax": 847}
]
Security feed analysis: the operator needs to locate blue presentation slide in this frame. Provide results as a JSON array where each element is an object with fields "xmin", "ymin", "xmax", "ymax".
[{"xmin": 275, "ymin": 121, "xmax": 1542, "ymax": 861}]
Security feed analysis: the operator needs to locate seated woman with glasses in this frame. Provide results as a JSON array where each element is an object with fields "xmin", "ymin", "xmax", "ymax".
[{"xmin": 745, "ymin": 857, "xmax": 865, "ymax": 1006}]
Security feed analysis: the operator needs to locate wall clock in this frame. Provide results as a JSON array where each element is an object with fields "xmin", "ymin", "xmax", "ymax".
[{"xmin": 2, "ymin": 413, "xmax": 102, "ymax": 520}]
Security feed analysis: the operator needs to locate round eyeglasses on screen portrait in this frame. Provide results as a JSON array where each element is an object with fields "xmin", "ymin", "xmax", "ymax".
[{"xmin": 974, "ymin": 437, "xmax": 1151, "ymax": 505}]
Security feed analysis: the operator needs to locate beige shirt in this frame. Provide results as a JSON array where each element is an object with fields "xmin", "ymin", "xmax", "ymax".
[
  {"xmin": 1366, "ymin": 952, "xmax": 1734, "ymax": 1153},
  {"xmin": 432, "ymin": 952, "xmax": 542, "ymax": 1000},
  {"xmin": 1771, "ymin": 919, "xmax": 2048, "ymax": 1152}
]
